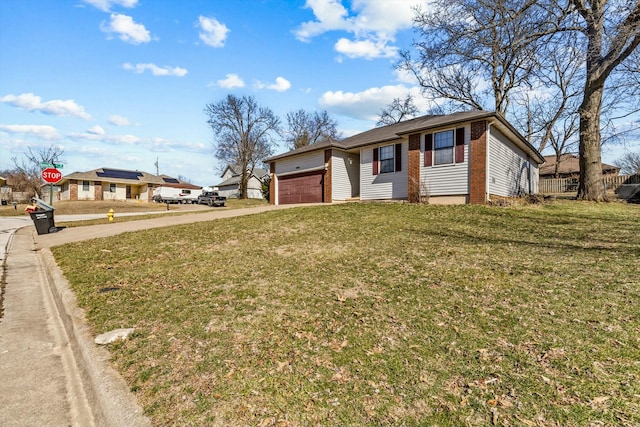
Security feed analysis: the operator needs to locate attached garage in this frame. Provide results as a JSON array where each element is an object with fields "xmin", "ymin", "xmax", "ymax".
[{"xmin": 278, "ymin": 170, "xmax": 324, "ymax": 204}]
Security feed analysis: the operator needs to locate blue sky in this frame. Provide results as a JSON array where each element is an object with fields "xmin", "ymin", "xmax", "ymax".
[{"xmin": 0, "ymin": 0, "xmax": 632, "ymax": 186}]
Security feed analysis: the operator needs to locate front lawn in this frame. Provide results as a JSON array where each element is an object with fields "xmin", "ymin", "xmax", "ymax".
[{"xmin": 52, "ymin": 201, "xmax": 640, "ymax": 426}]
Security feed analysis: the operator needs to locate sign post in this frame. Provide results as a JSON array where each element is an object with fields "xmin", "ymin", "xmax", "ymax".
[{"xmin": 41, "ymin": 168, "xmax": 62, "ymax": 206}]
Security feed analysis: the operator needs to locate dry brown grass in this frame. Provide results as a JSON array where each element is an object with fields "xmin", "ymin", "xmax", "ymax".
[{"xmin": 52, "ymin": 201, "xmax": 640, "ymax": 426}]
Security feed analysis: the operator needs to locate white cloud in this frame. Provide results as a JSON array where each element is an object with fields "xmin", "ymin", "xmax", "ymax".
[
  {"xmin": 108, "ymin": 114, "xmax": 133, "ymax": 126},
  {"xmin": 0, "ymin": 93, "xmax": 92, "ymax": 120},
  {"xmin": 0, "ymin": 124, "xmax": 61, "ymax": 140},
  {"xmin": 319, "ymin": 84, "xmax": 429, "ymax": 121},
  {"xmin": 217, "ymin": 73, "xmax": 245, "ymax": 89},
  {"xmin": 335, "ymin": 37, "xmax": 398, "ymax": 60},
  {"xmin": 82, "ymin": 0, "xmax": 138, "ymax": 12},
  {"xmin": 255, "ymin": 76, "xmax": 292, "ymax": 92},
  {"xmin": 68, "ymin": 130, "xmax": 141, "ymax": 144},
  {"xmin": 394, "ymin": 67, "xmax": 419, "ymax": 85},
  {"xmin": 294, "ymin": 0, "xmax": 416, "ymax": 59},
  {"xmin": 295, "ymin": 0, "xmax": 350, "ymax": 41},
  {"xmin": 198, "ymin": 16, "xmax": 229, "ymax": 47},
  {"xmin": 101, "ymin": 13, "xmax": 152, "ymax": 44},
  {"xmin": 87, "ymin": 125, "xmax": 105, "ymax": 135},
  {"xmin": 123, "ymin": 63, "xmax": 188, "ymax": 77}
]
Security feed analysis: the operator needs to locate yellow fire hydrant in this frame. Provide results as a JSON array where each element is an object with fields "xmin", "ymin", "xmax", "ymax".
[{"xmin": 107, "ymin": 208, "xmax": 115, "ymax": 222}]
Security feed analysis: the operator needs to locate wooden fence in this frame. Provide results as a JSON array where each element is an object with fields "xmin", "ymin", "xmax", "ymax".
[{"xmin": 540, "ymin": 174, "xmax": 640, "ymax": 194}]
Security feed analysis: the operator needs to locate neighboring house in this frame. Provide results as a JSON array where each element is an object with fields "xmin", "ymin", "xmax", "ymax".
[
  {"xmin": 56, "ymin": 167, "xmax": 199, "ymax": 202},
  {"xmin": 540, "ymin": 154, "xmax": 620, "ymax": 179},
  {"xmin": 266, "ymin": 111, "xmax": 545, "ymax": 205},
  {"xmin": 0, "ymin": 176, "xmax": 9, "ymax": 204},
  {"xmin": 214, "ymin": 165, "xmax": 268, "ymax": 199}
]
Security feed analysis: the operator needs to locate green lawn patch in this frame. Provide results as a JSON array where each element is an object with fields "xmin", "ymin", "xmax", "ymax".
[{"xmin": 52, "ymin": 201, "xmax": 640, "ymax": 426}]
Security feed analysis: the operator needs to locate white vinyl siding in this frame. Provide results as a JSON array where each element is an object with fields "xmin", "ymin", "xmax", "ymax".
[
  {"xmin": 421, "ymin": 129, "xmax": 469, "ymax": 196},
  {"xmin": 331, "ymin": 150, "xmax": 359, "ymax": 200},
  {"xmin": 275, "ymin": 151, "xmax": 325, "ymax": 175},
  {"xmin": 360, "ymin": 142, "xmax": 408, "ymax": 201},
  {"xmin": 488, "ymin": 129, "xmax": 532, "ymax": 196},
  {"xmin": 218, "ymin": 176, "xmax": 265, "ymax": 199}
]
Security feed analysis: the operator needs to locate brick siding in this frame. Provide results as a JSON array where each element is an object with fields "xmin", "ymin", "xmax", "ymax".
[
  {"xmin": 407, "ymin": 133, "xmax": 421, "ymax": 203},
  {"xmin": 70, "ymin": 180, "xmax": 78, "ymax": 200},
  {"xmin": 323, "ymin": 149, "xmax": 332, "ymax": 203},
  {"xmin": 269, "ymin": 163, "xmax": 275, "ymax": 205},
  {"xmin": 469, "ymin": 120, "xmax": 487, "ymax": 204},
  {"xmin": 94, "ymin": 181, "xmax": 103, "ymax": 200}
]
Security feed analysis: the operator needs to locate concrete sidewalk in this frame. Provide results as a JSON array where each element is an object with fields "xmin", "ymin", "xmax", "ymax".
[{"xmin": 0, "ymin": 203, "xmax": 303, "ymax": 426}]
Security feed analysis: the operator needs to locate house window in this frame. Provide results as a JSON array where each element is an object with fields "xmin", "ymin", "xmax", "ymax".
[
  {"xmin": 434, "ymin": 130, "xmax": 454, "ymax": 165},
  {"xmin": 379, "ymin": 145, "xmax": 395, "ymax": 173},
  {"xmin": 82, "ymin": 180, "xmax": 89, "ymax": 191},
  {"xmin": 109, "ymin": 183, "xmax": 116, "ymax": 193}
]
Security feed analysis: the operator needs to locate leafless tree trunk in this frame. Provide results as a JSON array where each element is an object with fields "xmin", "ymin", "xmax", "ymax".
[
  {"xmin": 571, "ymin": 0, "xmax": 640, "ymax": 201},
  {"xmin": 205, "ymin": 95, "xmax": 280, "ymax": 199}
]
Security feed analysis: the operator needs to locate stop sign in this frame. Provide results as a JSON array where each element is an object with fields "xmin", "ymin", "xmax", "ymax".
[{"xmin": 41, "ymin": 168, "xmax": 62, "ymax": 183}]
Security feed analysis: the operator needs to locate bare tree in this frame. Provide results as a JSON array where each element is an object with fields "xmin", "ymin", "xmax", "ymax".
[
  {"xmin": 205, "ymin": 95, "xmax": 280, "ymax": 199},
  {"xmin": 400, "ymin": 0, "xmax": 566, "ymax": 116},
  {"xmin": 403, "ymin": 0, "xmax": 640, "ymax": 201},
  {"xmin": 284, "ymin": 109, "xmax": 340, "ymax": 150},
  {"xmin": 512, "ymin": 35, "xmax": 582, "ymax": 175},
  {"xmin": 569, "ymin": 0, "xmax": 640, "ymax": 201},
  {"xmin": 10, "ymin": 145, "xmax": 64, "ymax": 198},
  {"xmin": 614, "ymin": 151, "xmax": 640, "ymax": 175},
  {"xmin": 377, "ymin": 95, "xmax": 420, "ymax": 126}
]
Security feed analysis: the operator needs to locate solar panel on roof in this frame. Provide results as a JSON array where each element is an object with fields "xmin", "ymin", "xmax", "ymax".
[
  {"xmin": 96, "ymin": 169, "xmax": 143, "ymax": 180},
  {"xmin": 163, "ymin": 178, "xmax": 179, "ymax": 183}
]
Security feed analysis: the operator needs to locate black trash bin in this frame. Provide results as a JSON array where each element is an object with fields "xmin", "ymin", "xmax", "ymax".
[
  {"xmin": 28, "ymin": 198, "xmax": 60, "ymax": 235},
  {"xmin": 30, "ymin": 210, "xmax": 57, "ymax": 235}
]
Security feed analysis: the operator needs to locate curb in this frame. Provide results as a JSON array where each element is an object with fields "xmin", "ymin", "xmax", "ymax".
[{"xmin": 36, "ymin": 232, "xmax": 151, "ymax": 426}]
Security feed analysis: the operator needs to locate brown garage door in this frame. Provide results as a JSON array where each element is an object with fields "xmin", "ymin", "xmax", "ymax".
[{"xmin": 278, "ymin": 170, "xmax": 324, "ymax": 204}]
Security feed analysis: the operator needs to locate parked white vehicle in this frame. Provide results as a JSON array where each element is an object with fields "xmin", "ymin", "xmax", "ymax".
[{"xmin": 152, "ymin": 186, "xmax": 203, "ymax": 204}]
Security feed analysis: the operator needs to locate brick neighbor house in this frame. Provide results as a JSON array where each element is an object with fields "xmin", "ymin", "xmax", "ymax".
[{"xmin": 55, "ymin": 167, "xmax": 197, "ymax": 202}]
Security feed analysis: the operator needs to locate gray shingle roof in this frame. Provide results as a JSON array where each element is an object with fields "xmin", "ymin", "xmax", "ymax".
[
  {"xmin": 266, "ymin": 111, "xmax": 544, "ymax": 164},
  {"xmin": 57, "ymin": 167, "xmax": 200, "ymax": 188}
]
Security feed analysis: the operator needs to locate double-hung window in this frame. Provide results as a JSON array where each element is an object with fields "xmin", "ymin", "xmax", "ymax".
[
  {"xmin": 434, "ymin": 130, "xmax": 454, "ymax": 165},
  {"xmin": 82, "ymin": 180, "xmax": 90, "ymax": 191},
  {"xmin": 425, "ymin": 127, "xmax": 465, "ymax": 167},
  {"xmin": 373, "ymin": 143, "xmax": 403, "ymax": 175},
  {"xmin": 109, "ymin": 183, "xmax": 116, "ymax": 193},
  {"xmin": 379, "ymin": 145, "xmax": 395, "ymax": 173}
]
